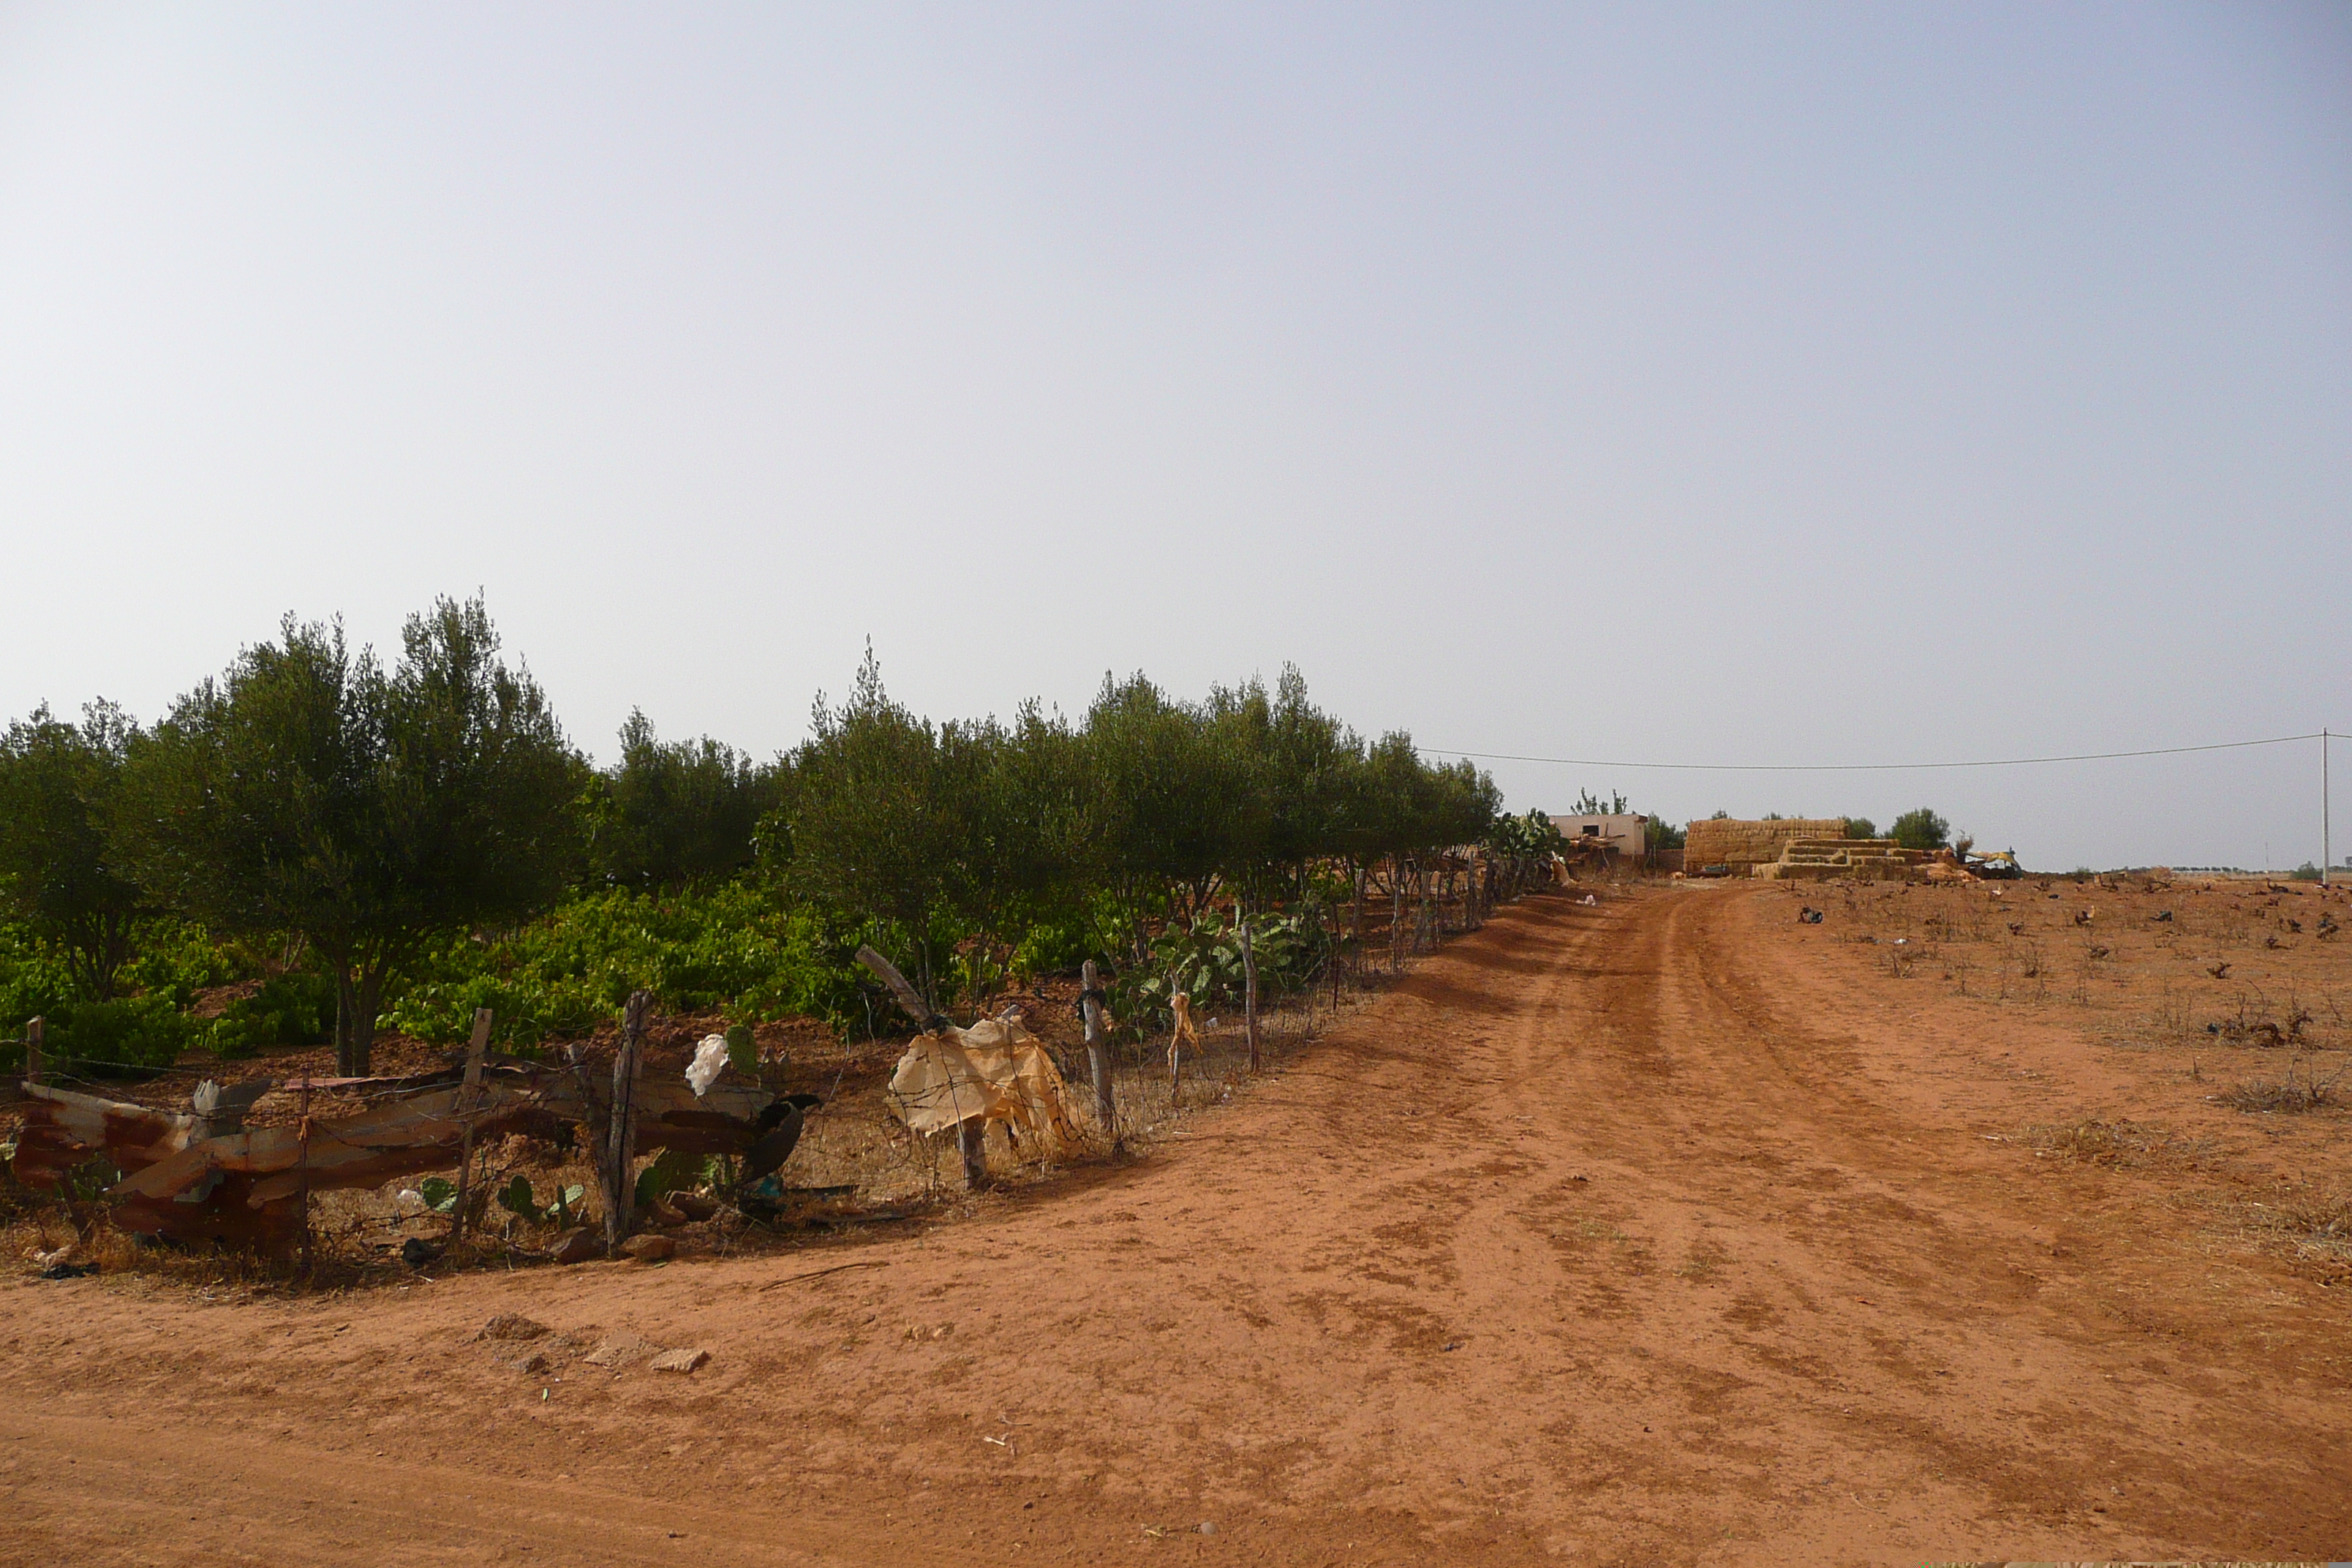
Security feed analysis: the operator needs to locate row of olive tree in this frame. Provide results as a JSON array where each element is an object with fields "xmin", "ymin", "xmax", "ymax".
[
  {"xmin": 1, "ymin": 604, "xmax": 1518, "ymax": 1063},
  {"xmin": 778, "ymin": 652, "xmax": 1504, "ymax": 1005}
]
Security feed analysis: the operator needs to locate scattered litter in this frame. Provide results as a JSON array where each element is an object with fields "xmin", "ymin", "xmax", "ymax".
[
  {"xmin": 1798, "ymin": 907, "xmax": 1823, "ymax": 924},
  {"xmin": 1441, "ymin": 1341, "xmax": 1463, "ymax": 1352},
  {"xmin": 649, "ymin": 1347, "xmax": 709, "ymax": 1374},
  {"xmin": 1580, "ymin": 894, "xmax": 1597, "ymax": 905},
  {"xmin": 37, "ymin": 1261, "xmax": 96, "ymax": 1281},
  {"xmin": 400, "ymin": 1237, "xmax": 442, "ymax": 1268}
]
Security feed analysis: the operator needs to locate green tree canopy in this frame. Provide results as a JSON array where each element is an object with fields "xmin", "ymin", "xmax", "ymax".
[
  {"xmin": 588, "ymin": 710, "xmax": 785, "ymax": 889},
  {"xmin": 1888, "ymin": 808, "xmax": 1950, "ymax": 851},
  {"xmin": 119, "ymin": 599, "xmax": 580, "ymax": 1072},
  {"xmin": 783, "ymin": 649, "xmax": 971, "ymax": 1006},
  {"xmin": 0, "ymin": 702, "xmax": 147, "ymax": 999}
]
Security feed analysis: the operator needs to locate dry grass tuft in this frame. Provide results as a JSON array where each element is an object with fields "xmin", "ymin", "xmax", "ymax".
[
  {"xmin": 2217, "ymin": 1069, "xmax": 2346, "ymax": 1115},
  {"xmin": 2022, "ymin": 1117, "xmax": 2219, "ymax": 1172}
]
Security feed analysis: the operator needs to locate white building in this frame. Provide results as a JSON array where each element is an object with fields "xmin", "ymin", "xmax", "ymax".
[{"xmin": 1549, "ymin": 813, "xmax": 1649, "ymax": 858}]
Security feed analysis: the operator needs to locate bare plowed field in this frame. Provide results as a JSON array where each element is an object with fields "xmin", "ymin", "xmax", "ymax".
[{"xmin": 4, "ymin": 881, "xmax": 2348, "ymax": 1565}]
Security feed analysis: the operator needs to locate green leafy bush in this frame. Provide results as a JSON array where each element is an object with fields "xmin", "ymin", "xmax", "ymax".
[
  {"xmin": 41, "ymin": 995, "xmax": 197, "ymax": 1072},
  {"xmin": 386, "ymin": 883, "xmax": 872, "ymax": 1046},
  {"xmin": 1124, "ymin": 910, "xmax": 1324, "ymax": 1027},
  {"xmin": 0, "ymin": 919, "xmax": 75, "ymax": 1036},
  {"xmin": 206, "ymin": 973, "xmax": 334, "ymax": 1058}
]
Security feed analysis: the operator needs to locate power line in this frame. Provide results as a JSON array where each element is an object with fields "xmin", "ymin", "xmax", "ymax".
[{"xmin": 1416, "ymin": 731, "xmax": 2331, "ymax": 773}]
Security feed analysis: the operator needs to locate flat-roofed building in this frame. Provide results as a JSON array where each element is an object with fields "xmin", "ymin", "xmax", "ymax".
[{"xmin": 1550, "ymin": 813, "xmax": 1648, "ymax": 858}]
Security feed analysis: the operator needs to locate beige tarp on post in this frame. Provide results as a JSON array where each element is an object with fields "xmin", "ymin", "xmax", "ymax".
[{"xmin": 886, "ymin": 1010, "xmax": 1081, "ymax": 1147}]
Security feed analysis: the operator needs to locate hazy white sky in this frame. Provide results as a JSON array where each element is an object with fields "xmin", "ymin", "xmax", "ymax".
[{"xmin": 2, "ymin": 3, "xmax": 2346, "ymax": 870}]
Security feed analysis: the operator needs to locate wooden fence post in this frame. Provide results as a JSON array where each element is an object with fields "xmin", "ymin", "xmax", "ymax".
[
  {"xmin": 1240, "ymin": 910, "xmax": 1261, "ymax": 1074},
  {"xmin": 601, "ymin": 992, "xmax": 649, "ymax": 1252},
  {"xmin": 449, "ymin": 1007, "xmax": 494, "ymax": 1247},
  {"xmin": 1390, "ymin": 860, "xmax": 1405, "ymax": 973},
  {"xmin": 23, "ymin": 1017, "xmax": 41, "ymax": 1085},
  {"xmin": 1081, "ymin": 959, "xmax": 1115, "ymax": 1145}
]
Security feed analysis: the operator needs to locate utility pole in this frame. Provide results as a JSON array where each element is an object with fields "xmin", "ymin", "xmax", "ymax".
[{"xmin": 2325, "ymin": 728, "xmax": 2333, "ymax": 888}]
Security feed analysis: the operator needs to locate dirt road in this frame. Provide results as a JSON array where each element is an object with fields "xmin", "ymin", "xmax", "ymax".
[{"xmin": 4, "ymin": 886, "xmax": 2346, "ymax": 1565}]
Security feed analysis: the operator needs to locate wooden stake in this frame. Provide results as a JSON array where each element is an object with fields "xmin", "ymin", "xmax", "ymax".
[
  {"xmin": 1390, "ymin": 860, "xmax": 1405, "ymax": 974},
  {"xmin": 1081, "ymin": 959, "xmax": 1114, "ymax": 1145},
  {"xmin": 1240, "ymin": 908, "xmax": 1261, "ymax": 1074},
  {"xmin": 295, "ymin": 1073, "xmax": 314, "ymax": 1269},
  {"xmin": 855, "ymin": 944, "xmax": 937, "ymax": 1029},
  {"xmin": 23, "ymin": 1016, "xmax": 41, "ymax": 1085},
  {"xmin": 450, "ymin": 1007, "xmax": 494, "ymax": 1248},
  {"xmin": 602, "ymin": 992, "xmax": 649, "ymax": 1251},
  {"xmin": 957, "ymin": 1117, "xmax": 988, "ymax": 1191}
]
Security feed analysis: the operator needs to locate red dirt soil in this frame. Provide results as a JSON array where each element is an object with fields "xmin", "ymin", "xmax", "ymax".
[{"xmin": 4, "ymin": 883, "xmax": 2348, "ymax": 1565}]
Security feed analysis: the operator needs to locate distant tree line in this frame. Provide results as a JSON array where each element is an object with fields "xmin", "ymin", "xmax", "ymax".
[{"xmin": 0, "ymin": 601, "xmax": 1526, "ymax": 1072}]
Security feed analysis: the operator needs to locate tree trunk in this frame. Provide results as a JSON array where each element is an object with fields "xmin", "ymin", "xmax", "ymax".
[
  {"xmin": 353, "ymin": 962, "xmax": 389, "ymax": 1078},
  {"xmin": 332, "ymin": 966, "xmax": 358, "ymax": 1077}
]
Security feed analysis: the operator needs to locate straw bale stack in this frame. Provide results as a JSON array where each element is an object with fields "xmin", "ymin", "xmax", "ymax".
[{"xmin": 1682, "ymin": 818, "xmax": 1848, "ymax": 875}]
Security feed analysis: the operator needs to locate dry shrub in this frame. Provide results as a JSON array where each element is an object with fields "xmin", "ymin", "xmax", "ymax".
[
  {"xmin": 2238, "ymin": 1186, "xmax": 2352, "ymax": 1283},
  {"xmin": 2276, "ymin": 1189, "xmax": 2352, "ymax": 1245},
  {"xmin": 2217, "ymin": 1065, "xmax": 2347, "ymax": 1115},
  {"xmin": 2024, "ymin": 1117, "xmax": 2217, "ymax": 1172}
]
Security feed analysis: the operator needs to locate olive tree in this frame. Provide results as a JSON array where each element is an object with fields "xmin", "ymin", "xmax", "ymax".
[
  {"xmin": 121, "ymin": 600, "xmax": 579, "ymax": 1073},
  {"xmin": 1889, "ymin": 808, "xmax": 1950, "ymax": 852},
  {"xmin": 783, "ymin": 649, "xmax": 972, "ymax": 1007}
]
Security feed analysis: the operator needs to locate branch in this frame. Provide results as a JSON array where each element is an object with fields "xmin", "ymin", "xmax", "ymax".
[{"xmin": 854, "ymin": 945, "xmax": 949, "ymax": 1033}]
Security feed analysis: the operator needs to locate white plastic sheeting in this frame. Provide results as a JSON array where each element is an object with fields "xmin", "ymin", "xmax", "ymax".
[{"xmin": 686, "ymin": 1033, "xmax": 731, "ymax": 1097}]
